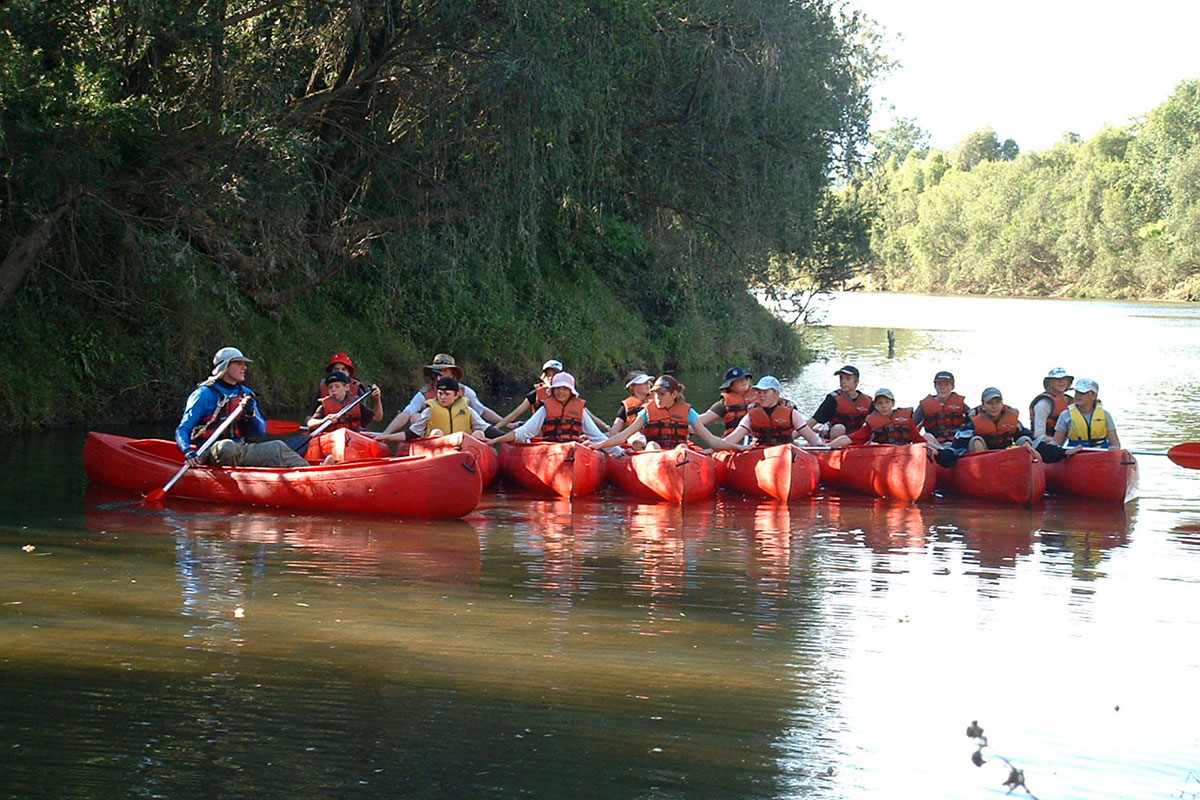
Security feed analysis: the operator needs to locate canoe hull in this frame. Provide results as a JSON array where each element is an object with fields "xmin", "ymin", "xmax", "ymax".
[
  {"xmin": 714, "ymin": 444, "xmax": 819, "ymax": 501},
  {"xmin": 606, "ymin": 447, "xmax": 717, "ymax": 504},
  {"xmin": 814, "ymin": 444, "xmax": 936, "ymax": 503},
  {"xmin": 399, "ymin": 433, "xmax": 499, "ymax": 486},
  {"xmin": 1045, "ymin": 448, "xmax": 1139, "ymax": 503},
  {"xmin": 84, "ymin": 432, "xmax": 482, "ymax": 518},
  {"xmin": 498, "ymin": 441, "xmax": 607, "ymax": 498},
  {"xmin": 936, "ymin": 447, "xmax": 1046, "ymax": 505}
]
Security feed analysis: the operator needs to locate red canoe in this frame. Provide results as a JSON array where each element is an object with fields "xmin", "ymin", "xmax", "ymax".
[
  {"xmin": 84, "ymin": 432, "xmax": 482, "ymax": 518},
  {"xmin": 398, "ymin": 433, "xmax": 499, "ymax": 486},
  {"xmin": 498, "ymin": 441, "xmax": 607, "ymax": 498},
  {"xmin": 1045, "ymin": 448, "xmax": 1139, "ymax": 503},
  {"xmin": 935, "ymin": 447, "xmax": 1046, "ymax": 505},
  {"xmin": 713, "ymin": 443, "xmax": 820, "ymax": 501},
  {"xmin": 813, "ymin": 443, "xmax": 936, "ymax": 503},
  {"xmin": 606, "ymin": 447, "xmax": 717, "ymax": 503}
]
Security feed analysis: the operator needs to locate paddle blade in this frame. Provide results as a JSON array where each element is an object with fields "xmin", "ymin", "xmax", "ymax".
[
  {"xmin": 142, "ymin": 488, "xmax": 167, "ymax": 504},
  {"xmin": 1167, "ymin": 443, "xmax": 1200, "ymax": 469}
]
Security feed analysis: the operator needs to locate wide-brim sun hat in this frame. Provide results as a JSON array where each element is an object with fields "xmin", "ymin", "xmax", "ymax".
[
  {"xmin": 549, "ymin": 371, "xmax": 578, "ymax": 396},
  {"xmin": 424, "ymin": 353, "xmax": 463, "ymax": 377},
  {"xmin": 1043, "ymin": 366, "xmax": 1073, "ymax": 389},
  {"xmin": 719, "ymin": 366, "xmax": 752, "ymax": 390},
  {"xmin": 211, "ymin": 346, "xmax": 252, "ymax": 378}
]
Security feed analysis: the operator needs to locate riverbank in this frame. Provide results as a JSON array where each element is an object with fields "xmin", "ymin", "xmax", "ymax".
[{"xmin": 0, "ymin": 270, "xmax": 807, "ymax": 434}]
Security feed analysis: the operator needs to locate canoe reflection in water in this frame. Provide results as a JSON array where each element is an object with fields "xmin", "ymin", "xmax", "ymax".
[
  {"xmin": 824, "ymin": 495, "xmax": 929, "ymax": 554},
  {"xmin": 83, "ymin": 485, "xmax": 482, "ymax": 587},
  {"xmin": 1037, "ymin": 498, "xmax": 1136, "ymax": 582}
]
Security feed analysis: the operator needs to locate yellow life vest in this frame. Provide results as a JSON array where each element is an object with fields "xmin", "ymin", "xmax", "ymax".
[
  {"xmin": 425, "ymin": 396, "xmax": 473, "ymax": 435},
  {"xmin": 1066, "ymin": 401, "xmax": 1109, "ymax": 447}
]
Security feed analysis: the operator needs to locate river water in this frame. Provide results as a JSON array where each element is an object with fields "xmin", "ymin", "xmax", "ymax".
[{"xmin": 2, "ymin": 293, "xmax": 1199, "ymax": 799}]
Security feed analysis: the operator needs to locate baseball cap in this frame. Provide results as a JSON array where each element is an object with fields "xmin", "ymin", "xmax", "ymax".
[
  {"xmin": 981, "ymin": 387, "xmax": 1003, "ymax": 402},
  {"xmin": 873, "ymin": 387, "xmax": 895, "ymax": 401},
  {"xmin": 834, "ymin": 365, "xmax": 859, "ymax": 378},
  {"xmin": 1071, "ymin": 378, "xmax": 1099, "ymax": 394},
  {"xmin": 753, "ymin": 376, "xmax": 782, "ymax": 393},
  {"xmin": 933, "ymin": 370, "xmax": 954, "ymax": 382}
]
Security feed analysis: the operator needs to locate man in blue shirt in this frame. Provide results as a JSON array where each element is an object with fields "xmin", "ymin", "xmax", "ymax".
[{"xmin": 175, "ymin": 346, "xmax": 308, "ymax": 468}]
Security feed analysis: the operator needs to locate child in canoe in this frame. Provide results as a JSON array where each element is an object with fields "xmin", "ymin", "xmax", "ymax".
[{"xmin": 585, "ymin": 376, "xmax": 748, "ymax": 453}]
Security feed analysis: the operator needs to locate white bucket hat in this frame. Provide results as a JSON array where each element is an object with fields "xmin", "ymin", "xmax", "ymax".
[{"xmin": 549, "ymin": 372, "xmax": 578, "ymax": 396}]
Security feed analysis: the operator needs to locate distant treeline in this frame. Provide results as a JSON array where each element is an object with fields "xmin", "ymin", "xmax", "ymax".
[
  {"xmin": 854, "ymin": 80, "xmax": 1200, "ymax": 301},
  {"xmin": 0, "ymin": 0, "xmax": 881, "ymax": 431}
]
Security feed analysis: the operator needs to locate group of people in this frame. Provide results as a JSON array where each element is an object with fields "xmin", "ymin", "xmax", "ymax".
[{"xmin": 174, "ymin": 346, "xmax": 1119, "ymax": 468}]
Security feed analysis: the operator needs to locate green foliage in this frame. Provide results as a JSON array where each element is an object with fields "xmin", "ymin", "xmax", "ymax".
[
  {"xmin": 856, "ymin": 82, "xmax": 1200, "ymax": 301},
  {"xmin": 0, "ymin": 0, "xmax": 876, "ymax": 430}
]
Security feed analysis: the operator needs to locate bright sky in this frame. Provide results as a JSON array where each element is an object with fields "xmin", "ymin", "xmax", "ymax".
[{"xmin": 851, "ymin": 0, "xmax": 1200, "ymax": 153}]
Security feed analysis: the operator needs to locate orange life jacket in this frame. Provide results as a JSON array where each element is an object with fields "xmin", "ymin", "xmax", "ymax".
[
  {"xmin": 865, "ymin": 407, "xmax": 919, "ymax": 445},
  {"xmin": 642, "ymin": 401, "xmax": 692, "ymax": 448},
  {"xmin": 747, "ymin": 403, "xmax": 796, "ymax": 446},
  {"xmin": 831, "ymin": 390, "xmax": 872, "ymax": 430},
  {"xmin": 539, "ymin": 395, "xmax": 586, "ymax": 443},
  {"xmin": 919, "ymin": 393, "xmax": 967, "ymax": 443},
  {"xmin": 316, "ymin": 393, "xmax": 368, "ymax": 431},
  {"xmin": 531, "ymin": 384, "xmax": 550, "ymax": 411},
  {"xmin": 970, "ymin": 405, "xmax": 1022, "ymax": 450},
  {"xmin": 719, "ymin": 390, "xmax": 755, "ymax": 432},
  {"xmin": 1029, "ymin": 392, "xmax": 1072, "ymax": 437}
]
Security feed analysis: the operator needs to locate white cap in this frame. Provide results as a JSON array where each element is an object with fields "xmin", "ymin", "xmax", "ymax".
[
  {"xmin": 1071, "ymin": 378, "xmax": 1099, "ymax": 394},
  {"xmin": 211, "ymin": 346, "xmax": 252, "ymax": 378},
  {"xmin": 753, "ymin": 375, "xmax": 782, "ymax": 393},
  {"xmin": 873, "ymin": 387, "xmax": 895, "ymax": 401},
  {"xmin": 542, "ymin": 359, "xmax": 564, "ymax": 374},
  {"xmin": 624, "ymin": 372, "xmax": 652, "ymax": 389}
]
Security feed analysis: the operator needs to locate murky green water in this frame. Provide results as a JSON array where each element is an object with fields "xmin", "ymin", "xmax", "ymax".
[{"xmin": 3, "ymin": 294, "xmax": 1200, "ymax": 799}]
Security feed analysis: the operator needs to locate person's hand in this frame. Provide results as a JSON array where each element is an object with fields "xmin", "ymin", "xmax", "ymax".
[
  {"xmin": 241, "ymin": 397, "xmax": 258, "ymax": 419},
  {"xmin": 185, "ymin": 448, "xmax": 201, "ymax": 467}
]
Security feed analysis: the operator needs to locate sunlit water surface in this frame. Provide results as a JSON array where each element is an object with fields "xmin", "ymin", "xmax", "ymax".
[{"xmin": 2, "ymin": 293, "xmax": 1199, "ymax": 799}]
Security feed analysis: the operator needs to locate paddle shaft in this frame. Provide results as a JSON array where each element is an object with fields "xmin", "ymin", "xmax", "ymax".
[
  {"xmin": 289, "ymin": 385, "xmax": 378, "ymax": 452},
  {"xmin": 146, "ymin": 397, "xmax": 250, "ymax": 501},
  {"xmin": 1074, "ymin": 444, "xmax": 1200, "ymax": 469}
]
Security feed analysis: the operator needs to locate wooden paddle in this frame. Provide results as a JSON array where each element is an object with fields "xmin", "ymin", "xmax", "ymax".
[
  {"xmin": 1074, "ymin": 444, "xmax": 1200, "ymax": 469},
  {"xmin": 144, "ymin": 397, "xmax": 250, "ymax": 503},
  {"xmin": 286, "ymin": 385, "xmax": 378, "ymax": 453}
]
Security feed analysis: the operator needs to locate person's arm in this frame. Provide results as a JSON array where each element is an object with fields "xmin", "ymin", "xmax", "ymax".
[
  {"xmin": 306, "ymin": 401, "xmax": 330, "ymax": 429},
  {"xmin": 1030, "ymin": 397, "xmax": 1051, "ymax": 441},
  {"xmin": 807, "ymin": 394, "xmax": 837, "ymax": 429},
  {"xmin": 580, "ymin": 411, "xmax": 609, "ymax": 444},
  {"xmin": 174, "ymin": 386, "xmax": 215, "ymax": 459},
  {"xmin": 408, "ymin": 407, "xmax": 431, "ymax": 438},
  {"xmin": 585, "ymin": 407, "xmax": 611, "ymax": 433},
  {"xmin": 468, "ymin": 408, "xmax": 492, "ymax": 439},
  {"xmin": 695, "ymin": 400, "xmax": 724, "ymax": 428},
  {"xmin": 829, "ymin": 423, "xmax": 872, "ymax": 448},
  {"xmin": 792, "ymin": 410, "xmax": 823, "ymax": 446},
  {"xmin": 368, "ymin": 386, "xmax": 383, "ymax": 423},
  {"xmin": 497, "ymin": 398, "xmax": 531, "ymax": 428},
  {"xmin": 586, "ymin": 411, "xmax": 645, "ymax": 449},
  {"xmin": 240, "ymin": 390, "xmax": 266, "ymax": 439},
  {"xmin": 723, "ymin": 416, "xmax": 753, "ymax": 442},
  {"xmin": 462, "ymin": 385, "xmax": 503, "ymax": 424},
  {"xmin": 690, "ymin": 414, "xmax": 748, "ymax": 451},
  {"xmin": 505, "ymin": 407, "xmax": 547, "ymax": 444},
  {"xmin": 912, "ymin": 404, "xmax": 926, "ymax": 428}
]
